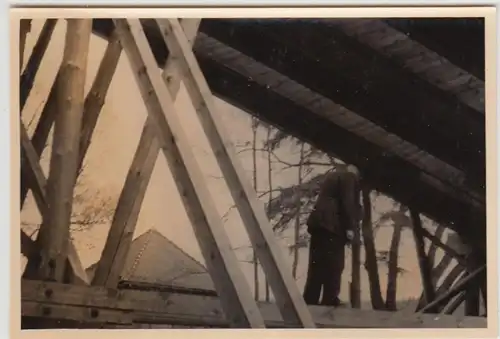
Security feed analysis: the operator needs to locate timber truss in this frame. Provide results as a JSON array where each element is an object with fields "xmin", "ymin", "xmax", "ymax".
[{"xmin": 19, "ymin": 18, "xmax": 487, "ymax": 329}]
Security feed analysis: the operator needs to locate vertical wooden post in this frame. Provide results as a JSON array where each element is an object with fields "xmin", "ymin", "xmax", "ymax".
[
  {"xmin": 361, "ymin": 188, "xmax": 384, "ymax": 310},
  {"xmin": 36, "ymin": 19, "xmax": 92, "ymax": 281},
  {"xmin": 409, "ymin": 209, "xmax": 436, "ymax": 311},
  {"xmin": 350, "ymin": 209, "xmax": 361, "ymax": 308},
  {"xmin": 92, "ymin": 19, "xmax": 200, "ymax": 288},
  {"xmin": 156, "ymin": 18, "xmax": 315, "ymax": 328},
  {"xmin": 385, "ymin": 205, "xmax": 404, "ymax": 311},
  {"xmin": 464, "ymin": 253, "xmax": 481, "ymax": 316}
]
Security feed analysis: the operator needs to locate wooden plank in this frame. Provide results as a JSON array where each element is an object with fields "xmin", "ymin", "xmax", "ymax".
[
  {"xmin": 22, "ymin": 301, "xmax": 132, "ymax": 326},
  {"xmin": 112, "ymin": 18, "xmax": 265, "ymax": 328},
  {"xmin": 410, "ymin": 210, "xmax": 436, "ymax": 310},
  {"xmin": 155, "ymin": 18, "xmax": 315, "ymax": 328},
  {"xmin": 36, "ymin": 19, "xmax": 92, "ymax": 281},
  {"xmin": 20, "ymin": 19, "xmax": 58, "ymax": 109},
  {"xmin": 92, "ymin": 19, "xmax": 200, "ymax": 288},
  {"xmin": 21, "ymin": 280, "xmax": 487, "ymax": 328}
]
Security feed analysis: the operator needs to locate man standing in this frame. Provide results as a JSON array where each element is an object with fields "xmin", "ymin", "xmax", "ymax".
[{"xmin": 303, "ymin": 165, "xmax": 361, "ymax": 306}]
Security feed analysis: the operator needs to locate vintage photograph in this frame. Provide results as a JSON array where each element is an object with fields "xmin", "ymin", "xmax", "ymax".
[{"xmin": 17, "ymin": 13, "xmax": 491, "ymax": 330}]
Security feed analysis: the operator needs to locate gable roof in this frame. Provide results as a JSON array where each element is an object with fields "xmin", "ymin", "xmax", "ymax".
[{"xmin": 86, "ymin": 228, "xmax": 215, "ymax": 291}]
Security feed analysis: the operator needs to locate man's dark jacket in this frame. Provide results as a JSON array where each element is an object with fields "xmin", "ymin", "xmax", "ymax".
[{"xmin": 306, "ymin": 170, "xmax": 361, "ymax": 238}]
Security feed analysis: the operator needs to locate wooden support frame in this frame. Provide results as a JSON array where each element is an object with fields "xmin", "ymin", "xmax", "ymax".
[
  {"xmin": 444, "ymin": 291, "xmax": 466, "ymax": 315},
  {"xmin": 92, "ymin": 19, "xmax": 200, "ymax": 288},
  {"xmin": 21, "ymin": 280, "xmax": 487, "ymax": 329},
  {"xmin": 112, "ymin": 18, "xmax": 266, "ymax": 328},
  {"xmin": 20, "ymin": 119, "xmax": 89, "ymax": 285},
  {"xmin": 35, "ymin": 19, "xmax": 93, "ymax": 281},
  {"xmin": 22, "ymin": 24, "xmax": 122, "ymax": 283},
  {"xmin": 20, "ymin": 19, "xmax": 58, "ymax": 109},
  {"xmin": 19, "ymin": 19, "xmax": 32, "ymax": 73},
  {"xmin": 155, "ymin": 18, "xmax": 315, "ymax": 328},
  {"xmin": 410, "ymin": 210, "xmax": 436, "ymax": 310},
  {"xmin": 419, "ymin": 265, "xmax": 485, "ymax": 314},
  {"xmin": 464, "ymin": 253, "xmax": 482, "ymax": 316}
]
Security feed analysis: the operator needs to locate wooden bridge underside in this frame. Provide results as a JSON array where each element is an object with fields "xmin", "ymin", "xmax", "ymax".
[
  {"xmin": 19, "ymin": 17, "xmax": 488, "ymax": 329},
  {"xmin": 93, "ymin": 18, "xmax": 487, "ymax": 252}
]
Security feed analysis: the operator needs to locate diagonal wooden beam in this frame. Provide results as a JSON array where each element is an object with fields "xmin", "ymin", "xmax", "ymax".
[
  {"xmin": 419, "ymin": 265, "xmax": 485, "ymax": 314},
  {"xmin": 410, "ymin": 210, "xmax": 436, "ymax": 311},
  {"xmin": 444, "ymin": 291, "xmax": 466, "ymax": 315},
  {"xmin": 92, "ymin": 19, "xmax": 200, "ymax": 288},
  {"xmin": 156, "ymin": 18, "xmax": 315, "ymax": 328},
  {"xmin": 421, "ymin": 227, "xmax": 466, "ymax": 266},
  {"xmin": 21, "ymin": 32, "xmax": 121, "ymax": 268},
  {"xmin": 35, "ymin": 19, "xmax": 92, "ymax": 282},
  {"xmin": 20, "ymin": 19, "xmax": 58, "ymax": 110},
  {"xmin": 427, "ymin": 225, "xmax": 446, "ymax": 268},
  {"xmin": 20, "ymin": 121, "xmax": 88, "ymax": 285},
  {"xmin": 19, "ymin": 19, "xmax": 32, "ymax": 73},
  {"xmin": 112, "ymin": 18, "xmax": 265, "ymax": 328}
]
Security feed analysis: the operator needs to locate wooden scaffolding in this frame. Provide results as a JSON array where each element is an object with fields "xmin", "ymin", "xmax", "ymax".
[{"xmin": 18, "ymin": 18, "xmax": 488, "ymax": 329}]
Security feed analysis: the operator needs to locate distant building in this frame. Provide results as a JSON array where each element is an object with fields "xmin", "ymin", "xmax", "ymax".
[{"xmin": 86, "ymin": 228, "xmax": 216, "ymax": 328}]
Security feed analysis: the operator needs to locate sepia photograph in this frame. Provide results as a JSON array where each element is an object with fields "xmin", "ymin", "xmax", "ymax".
[{"xmin": 14, "ymin": 8, "xmax": 496, "ymax": 333}]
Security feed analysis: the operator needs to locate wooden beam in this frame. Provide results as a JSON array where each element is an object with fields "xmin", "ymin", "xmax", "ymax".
[
  {"xmin": 22, "ymin": 33, "xmax": 121, "ymax": 281},
  {"xmin": 20, "ymin": 121, "xmax": 88, "ymax": 285},
  {"xmin": 410, "ymin": 210, "xmax": 436, "ymax": 310},
  {"xmin": 427, "ymin": 225, "xmax": 446, "ymax": 268},
  {"xmin": 420, "ymin": 227, "xmax": 466, "ymax": 266},
  {"xmin": 200, "ymin": 20, "xmax": 485, "ymax": 181},
  {"xmin": 112, "ymin": 18, "xmax": 265, "ymax": 328},
  {"xmin": 35, "ymin": 19, "xmax": 92, "ymax": 281},
  {"xmin": 92, "ymin": 19, "xmax": 200, "ymax": 288},
  {"xmin": 361, "ymin": 187, "xmax": 384, "ymax": 309},
  {"xmin": 21, "ymin": 280, "xmax": 487, "ymax": 328},
  {"xmin": 433, "ymin": 264, "xmax": 465, "ymax": 312},
  {"xmin": 19, "ymin": 19, "xmax": 32, "ymax": 73},
  {"xmin": 415, "ymin": 225, "xmax": 446, "ymax": 308},
  {"xmin": 20, "ymin": 19, "xmax": 58, "ymax": 109},
  {"xmin": 416, "ymin": 255, "xmax": 457, "ymax": 311},
  {"xmin": 77, "ymin": 33, "xmax": 122, "ymax": 170},
  {"xmin": 156, "ymin": 18, "xmax": 315, "ymax": 328},
  {"xmin": 464, "ymin": 254, "xmax": 481, "ymax": 316},
  {"xmin": 350, "ymin": 214, "xmax": 361, "ymax": 308},
  {"xmin": 444, "ymin": 291, "xmax": 466, "ymax": 315},
  {"xmin": 419, "ymin": 265, "xmax": 485, "ymax": 314}
]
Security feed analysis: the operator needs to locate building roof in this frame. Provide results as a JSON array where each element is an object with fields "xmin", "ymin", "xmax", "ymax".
[{"xmin": 87, "ymin": 229, "xmax": 215, "ymax": 291}]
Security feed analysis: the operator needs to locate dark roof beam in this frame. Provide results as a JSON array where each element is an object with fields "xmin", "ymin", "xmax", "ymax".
[
  {"xmin": 200, "ymin": 20, "xmax": 485, "ymax": 187},
  {"xmin": 198, "ymin": 56, "xmax": 485, "ymax": 249}
]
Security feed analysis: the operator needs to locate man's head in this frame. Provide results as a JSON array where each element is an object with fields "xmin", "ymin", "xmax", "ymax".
[{"xmin": 346, "ymin": 164, "xmax": 360, "ymax": 177}]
